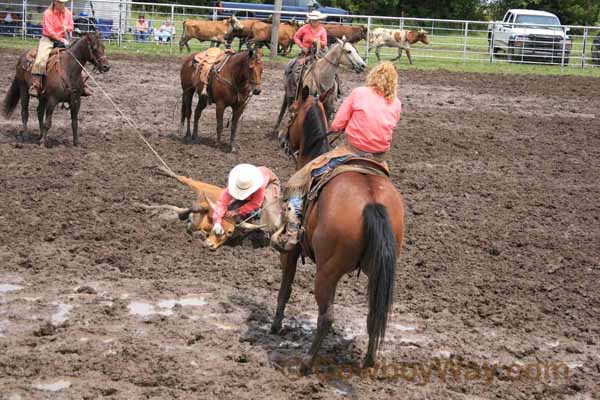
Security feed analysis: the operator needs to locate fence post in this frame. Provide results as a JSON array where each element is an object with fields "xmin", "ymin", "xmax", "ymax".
[
  {"xmin": 118, "ymin": 0, "xmax": 123, "ymax": 47},
  {"xmin": 560, "ymin": 26, "xmax": 567, "ymax": 72},
  {"xmin": 489, "ymin": 27, "xmax": 495, "ymax": 64},
  {"xmin": 21, "ymin": 0, "xmax": 27, "ymax": 40},
  {"xmin": 170, "ymin": 4, "xmax": 175, "ymax": 54},
  {"xmin": 581, "ymin": 28, "xmax": 588, "ymax": 69},
  {"xmin": 463, "ymin": 21, "xmax": 469, "ymax": 63},
  {"xmin": 365, "ymin": 16, "xmax": 371, "ymax": 63}
]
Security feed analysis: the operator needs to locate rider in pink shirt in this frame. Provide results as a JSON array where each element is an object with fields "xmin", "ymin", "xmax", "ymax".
[
  {"xmin": 331, "ymin": 86, "xmax": 402, "ymax": 154},
  {"xmin": 272, "ymin": 62, "xmax": 402, "ymax": 252}
]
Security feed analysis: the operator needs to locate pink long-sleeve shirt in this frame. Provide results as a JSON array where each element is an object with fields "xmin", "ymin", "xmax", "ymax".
[
  {"xmin": 331, "ymin": 86, "xmax": 402, "ymax": 154},
  {"xmin": 293, "ymin": 24, "xmax": 327, "ymax": 51},
  {"xmin": 42, "ymin": 6, "xmax": 73, "ymax": 41},
  {"xmin": 212, "ymin": 167, "xmax": 277, "ymax": 225}
]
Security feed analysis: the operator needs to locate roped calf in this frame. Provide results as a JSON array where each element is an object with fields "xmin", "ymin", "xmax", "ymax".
[{"xmin": 369, "ymin": 28, "xmax": 429, "ymax": 64}]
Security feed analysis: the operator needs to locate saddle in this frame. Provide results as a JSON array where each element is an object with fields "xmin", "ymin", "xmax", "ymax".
[
  {"xmin": 298, "ymin": 155, "xmax": 390, "ymax": 261},
  {"xmin": 192, "ymin": 47, "xmax": 235, "ymax": 86},
  {"xmin": 23, "ymin": 47, "xmax": 65, "ymax": 73}
]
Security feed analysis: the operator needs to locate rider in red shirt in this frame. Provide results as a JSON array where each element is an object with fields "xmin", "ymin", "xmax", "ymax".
[{"xmin": 211, "ymin": 164, "xmax": 280, "ymax": 237}]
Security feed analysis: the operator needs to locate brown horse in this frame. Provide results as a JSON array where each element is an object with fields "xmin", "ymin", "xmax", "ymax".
[
  {"xmin": 2, "ymin": 32, "xmax": 110, "ymax": 146},
  {"xmin": 180, "ymin": 47, "xmax": 264, "ymax": 152},
  {"xmin": 270, "ymin": 87, "xmax": 405, "ymax": 371}
]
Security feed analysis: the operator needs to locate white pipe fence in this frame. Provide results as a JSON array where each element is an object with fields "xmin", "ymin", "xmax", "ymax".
[{"xmin": 1, "ymin": 0, "xmax": 599, "ymax": 69}]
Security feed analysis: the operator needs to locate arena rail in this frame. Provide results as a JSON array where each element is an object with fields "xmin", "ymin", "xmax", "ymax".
[{"xmin": 1, "ymin": 0, "xmax": 599, "ymax": 70}]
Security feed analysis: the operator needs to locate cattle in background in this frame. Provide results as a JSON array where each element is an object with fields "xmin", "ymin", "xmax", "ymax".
[
  {"xmin": 225, "ymin": 18, "xmax": 262, "ymax": 50},
  {"xmin": 179, "ymin": 16, "xmax": 243, "ymax": 52},
  {"xmin": 244, "ymin": 19, "xmax": 300, "ymax": 55},
  {"xmin": 143, "ymin": 167, "xmax": 269, "ymax": 250},
  {"xmin": 369, "ymin": 28, "xmax": 429, "ymax": 64},
  {"xmin": 324, "ymin": 24, "xmax": 367, "ymax": 46}
]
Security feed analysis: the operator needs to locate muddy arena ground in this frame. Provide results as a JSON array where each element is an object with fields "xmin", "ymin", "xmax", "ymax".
[{"xmin": 0, "ymin": 48, "xmax": 599, "ymax": 399}]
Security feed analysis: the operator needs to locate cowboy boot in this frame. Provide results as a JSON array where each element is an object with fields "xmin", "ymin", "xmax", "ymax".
[
  {"xmin": 28, "ymin": 74, "xmax": 42, "ymax": 97},
  {"xmin": 81, "ymin": 73, "xmax": 93, "ymax": 97},
  {"xmin": 270, "ymin": 193, "xmax": 304, "ymax": 252}
]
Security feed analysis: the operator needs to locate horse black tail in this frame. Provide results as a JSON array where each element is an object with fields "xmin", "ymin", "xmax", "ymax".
[
  {"xmin": 361, "ymin": 203, "xmax": 397, "ymax": 358},
  {"xmin": 2, "ymin": 78, "xmax": 20, "ymax": 118}
]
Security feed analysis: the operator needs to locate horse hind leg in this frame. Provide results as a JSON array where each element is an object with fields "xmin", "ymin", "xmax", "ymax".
[
  {"xmin": 181, "ymin": 88, "xmax": 194, "ymax": 142},
  {"xmin": 302, "ymin": 267, "xmax": 340, "ymax": 374},
  {"xmin": 192, "ymin": 93, "xmax": 208, "ymax": 143},
  {"xmin": 19, "ymin": 84, "xmax": 29, "ymax": 134},
  {"xmin": 271, "ymin": 247, "xmax": 300, "ymax": 334},
  {"xmin": 36, "ymin": 97, "xmax": 47, "ymax": 141},
  {"xmin": 70, "ymin": 97, "xmax": 81, "ymax": 146},
  {"xmin": 40, "ymin": 98, "xmax": 58, "ymax": 147}
]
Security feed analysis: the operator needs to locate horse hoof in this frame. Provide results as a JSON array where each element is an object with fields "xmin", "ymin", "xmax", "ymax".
[
  {"xmin": 227, "ymin": 145, "xmax": 239, "ymax": 153},
  {"xmin": 270, "ymin": 322, "xmax": 282, "ymax": 334}
]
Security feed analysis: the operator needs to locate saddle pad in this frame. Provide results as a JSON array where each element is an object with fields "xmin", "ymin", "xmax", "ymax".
[
  {"xmin": 23, "ymin": 48, "xmax": 64, "ymax": 72},
  {"xmin": 306, "ymin": 156, "xmax": 389, "ymax": 203}
]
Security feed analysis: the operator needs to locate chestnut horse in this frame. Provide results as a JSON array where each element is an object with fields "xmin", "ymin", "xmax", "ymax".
[
  {"xmin": 2, "ymin": 32, "xmax": 110, "ymax": 146},
  {"xmin": 180, "ymin": 47, "xmax": 264, "ymax": 153},
  {"xmin": 270, "ymin": 87, "xmax": 405, "ymax": 371}
]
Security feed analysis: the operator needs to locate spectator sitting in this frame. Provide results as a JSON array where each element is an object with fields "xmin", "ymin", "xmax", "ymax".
[
  {"xmin": 135, "ymin": 14, "xmax": 148, "ymax": 42},
  {"xmin": 2, "ymin": 10, "xmax": 17, "ymax": 35},
  {"xmin": 156, "ymin": 17, "xmax": 174, "ymax": 44}
]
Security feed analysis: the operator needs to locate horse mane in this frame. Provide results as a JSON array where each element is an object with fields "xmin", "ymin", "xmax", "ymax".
[{"xmin": 302, "ymin": 101, "xmax": 330, "ymax": 159}]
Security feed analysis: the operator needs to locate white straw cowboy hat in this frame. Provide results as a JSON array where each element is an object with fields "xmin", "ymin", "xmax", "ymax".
[
  {"xmin": 306, "ymin": 10, "xmax": 326, "ymax": 21},
  {"xmin": 56, "ymin": 0, "xmax": 70, "ymax": 3},
  {"xmin": 228, "ymin": 164, "xmax": 263, "ymax": 200}
]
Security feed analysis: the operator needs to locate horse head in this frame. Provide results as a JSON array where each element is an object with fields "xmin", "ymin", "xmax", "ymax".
[
  {"xmin": 286, "ymin": 86, "xmax": 332, "ymax": 166},
  {"xmin": 85, "ymin": 31, "xmax": 110, "ymax": 73},
  {"xmin": 246, "ymin": 45, "xmax": 264, "ymax": 95},
  {"xmin": 335, "ymin": 37, "xmax": 367, "ymax": 73}
]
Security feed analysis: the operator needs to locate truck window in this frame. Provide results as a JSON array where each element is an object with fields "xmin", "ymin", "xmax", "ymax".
[
  {"xmin": 515, "ymin": 15, "xmax": 560, "ymax": 27},
  {"xmin": 503, "ymin": 12, "xmax": 511, "ymax": 22},
  {"xmin": 507, "ymin": 13, "xmax": 515, "ymax": 24}
]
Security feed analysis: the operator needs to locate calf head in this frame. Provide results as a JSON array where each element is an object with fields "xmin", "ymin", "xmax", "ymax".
[{"xmin": 186, "ymin": 192, "xmax": 266, "ymax": 250}]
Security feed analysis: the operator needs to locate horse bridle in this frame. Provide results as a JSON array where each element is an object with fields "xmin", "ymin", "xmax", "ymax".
[{"xmin": 85, "ymin": 36, "xmax": 108, "ymax": 71}]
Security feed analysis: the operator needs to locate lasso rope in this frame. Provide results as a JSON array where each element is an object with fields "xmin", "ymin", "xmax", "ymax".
[{"xmin": 69, "ymin": 53, "xmax": 176, "ymax": 176}]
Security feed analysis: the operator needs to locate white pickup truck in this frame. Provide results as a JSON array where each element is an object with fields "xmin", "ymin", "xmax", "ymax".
[{"xmin": 488, "ymin": 9, "xmax": 572, "ymax": 64}]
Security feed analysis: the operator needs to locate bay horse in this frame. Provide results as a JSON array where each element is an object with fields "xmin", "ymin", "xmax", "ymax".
[
  {"xmin": 180, "ymin": 47, "xmax": 264, "ymax": 153},
  {"xmin": 2, "ymin": 32, "xmax": 110, "ymax": 146},
  {"xmin": 271, "ymin": 39, "xmax": 367, "ymax": 137},
  {"xmin": 270, "ymin": 87, "xmax": 405, "ymax": 371}
]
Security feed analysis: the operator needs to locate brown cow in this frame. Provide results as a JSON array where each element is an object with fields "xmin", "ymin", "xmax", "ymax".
[
  {"xmin": 225, "ymin": 18, "xmax": 263, "ymax": 51},
  {"xmin": 179, "ymin": 16, "xmax": 243, "ymax": 52},
  {"xmin": 246, "ymin": 19, "xmax": 299, "ymax": 55},
  {"xmin": 324, "ymin": 24, "xmax": 367, "ymax": 46},
  {"xmin": 147, "ymin": 167, "xmax": 269, "ymax": 250}
]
